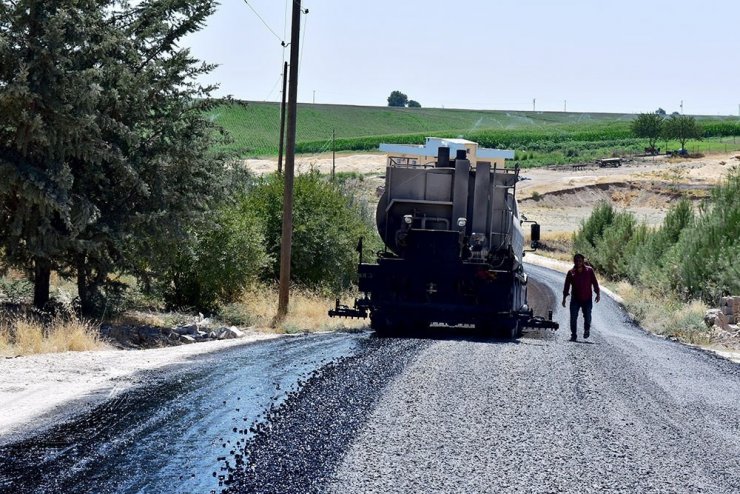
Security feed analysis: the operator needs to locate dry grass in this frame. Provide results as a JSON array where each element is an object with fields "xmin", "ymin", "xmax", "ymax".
[
  {"xmin": 0, "ymin": 316, "xmax": 108, "ymax": 357},
  {"xmin": 614, "ymin": 281, "xmax": 711, "ymax": 345},
  {"xmin": 534, "ymin": 231, "xmax": 574, "ymax": 262},
  {"xmin": 227, "ymin": 284, "xmax": 366, "ymax": 333}
]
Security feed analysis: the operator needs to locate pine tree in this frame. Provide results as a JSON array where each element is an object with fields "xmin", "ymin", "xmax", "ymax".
[{"xmin": 0, "ymin": 0, "xmax": 227, "ymax": 313}]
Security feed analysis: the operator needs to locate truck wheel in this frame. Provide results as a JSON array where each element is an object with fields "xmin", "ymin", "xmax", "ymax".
[
  {"xmin": 370, "ymin": 312, "xmax": 395, "ymax": 336},
  {"xmin": 511, "ymin": 319, "xmax": 522, "ymax": 339},
  {"xmin": 491, "ymin": 319, "xmax": 520, "ymax": 340},
  {"xmin": 407, "ymin": 319, "xmax": 430, "ymax": 333}
]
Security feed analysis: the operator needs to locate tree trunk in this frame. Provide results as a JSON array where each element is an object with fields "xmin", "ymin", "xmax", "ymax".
[
  {"xmin": 77, "ymin": 254, "xmax": 90, "ymax": 315},
  {"xmin": 33, "ymin": 257, "xmax": 51, "ymax": 309}
]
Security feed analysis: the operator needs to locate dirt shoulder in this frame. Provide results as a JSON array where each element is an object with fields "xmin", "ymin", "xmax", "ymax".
[{"xmin": 0, "ymin": 332, "xmax": 282, "ymax": 444}]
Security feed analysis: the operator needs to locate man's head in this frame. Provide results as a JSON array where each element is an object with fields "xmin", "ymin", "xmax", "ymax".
[{"xmin": 573, "ymin": 253, "xmax": 585, "ymax": 270}]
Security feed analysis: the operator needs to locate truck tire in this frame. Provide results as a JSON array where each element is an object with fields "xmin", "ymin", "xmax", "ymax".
[{"xmin": 370, "ymin": 312, "xmax": 396, "ymax": 336}]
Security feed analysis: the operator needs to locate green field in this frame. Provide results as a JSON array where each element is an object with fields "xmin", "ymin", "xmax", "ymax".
[{"xmin": 210, "ymin": 101, "xmax": 740, "ymax": 167}]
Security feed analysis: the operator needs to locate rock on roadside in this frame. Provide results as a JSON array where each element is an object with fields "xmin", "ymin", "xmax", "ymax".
[{"xmin": 101, "ymin": 322, "xmax": 251, "ymax": 349}]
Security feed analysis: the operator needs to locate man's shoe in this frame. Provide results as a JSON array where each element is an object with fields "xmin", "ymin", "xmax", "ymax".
[
  {"xmin": 584, "ymin": 329, "xmax": 590, "ymax": 339},
  {"xmin": 569, "ymin": 334, "xmax": 577, "ymax": 342}
]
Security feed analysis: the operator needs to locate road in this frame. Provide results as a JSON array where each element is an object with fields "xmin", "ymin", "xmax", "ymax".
[
  {"xmin": 228, "ymin": 265, "xmax": 740, "ymax": 493},
  {"xmin": 325, "ymin": 265, "xmax": 740, "ymax": 493},
  {"xmin": 2, "ymin": 265, "xmax": 740, "ymax": 493}
]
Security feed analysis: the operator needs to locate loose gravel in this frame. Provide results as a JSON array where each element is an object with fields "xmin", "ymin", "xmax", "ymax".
[
  {"xmin": 222, "ymin": 337, "xmax": 431, "ymax": 493},
  {"xmin": 327, "ymin": 265, "xmax": 740, "ymax": 493}
]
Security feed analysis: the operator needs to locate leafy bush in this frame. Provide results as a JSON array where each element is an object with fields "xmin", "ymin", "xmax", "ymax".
[
  {"xmin": 573, "ymin": 201, "xmax": 615, "ymax": 260},
  {"xmin": 0, "ymin": 278, "xmax": 33, "ymax": 304},
  {"xmin": 245, "ymin": 171, "xmax": 381, "ymax": 293},
  {"xmin": 628, "ymin": 199, "xmax": 693, "ymax": 287},
  {"xmin": 572, "ymin": 202, "xmax": 639, "ymax": 279},
  {"xmin": 663, "ymin": 169, "xmax": 740, "ymax": 302},
  {"xmin": 591, "ymin": 211, "xmax": 638, "ymax": 278},
  {"xmin": 163, "ymin": 204, "xmax": 268, "ymax": 311},
  {"xmin": 574, "ymin": 169, "xmax": 739, "ymax": 305}
]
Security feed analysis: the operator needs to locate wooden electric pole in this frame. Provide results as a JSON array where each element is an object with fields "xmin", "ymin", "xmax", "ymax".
[
  {"xmin": 276, "ymin": 0, "xmax": 302, "ymax": 322},
  {"xmin": 277, "ymin": 61, "xmax": 288, "ymax": 175},
  {"xmin": 331, "ymin": 128, "xmax": 336, "ymax": 182}
]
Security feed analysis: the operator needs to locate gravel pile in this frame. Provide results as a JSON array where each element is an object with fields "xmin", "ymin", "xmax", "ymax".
[{"xmin": 222, "ymin": 337, "xmax": 431, "ymax": 494}]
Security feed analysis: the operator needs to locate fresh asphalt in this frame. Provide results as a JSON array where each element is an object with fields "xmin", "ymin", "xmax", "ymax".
[{"xmin": 2, "ymin": 264, "xmax": 739, "ymax": 493}]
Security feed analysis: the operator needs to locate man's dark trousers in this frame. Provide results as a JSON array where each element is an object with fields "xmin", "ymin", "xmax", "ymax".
[{"xmin": 570, "ymin": 298, "xmax": 593, "ymax": 337}]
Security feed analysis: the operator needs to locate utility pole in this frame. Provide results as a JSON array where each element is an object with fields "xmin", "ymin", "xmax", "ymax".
[
  {"xmin": 277, "ymin": 61, "xmax": 288, "ymax": 175},
  {"xmin": 564, "ymin": 100, "xmax": 567, "ymax": 112},
  {"xmin": 313, "ymin": 90, "xmax": 316, "ymax": 104},
  {"xmin": 680, "ymin": 100, "xmax": 684, "ymax": 114},
  {"xmin": 331, "ymin": 129, "xmax": 336, "ymax": 182},
  {"xmin": 532, "ymin": 98, "xmax": 536, "ymax": 112},
  {"xmin": 277, "ymin": 0, "xmax": 302, "ymax": 322}
]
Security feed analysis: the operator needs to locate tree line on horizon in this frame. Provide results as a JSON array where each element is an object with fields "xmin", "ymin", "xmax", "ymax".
[{"xmin": 631, "ymin": 111, "xmax": 705, "ymax": 153}]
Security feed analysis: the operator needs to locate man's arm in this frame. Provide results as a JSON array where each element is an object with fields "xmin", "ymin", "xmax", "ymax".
[
  {"xmin": 562, "ymin": 271, "xmax": 572, "ymax": 307},
  {"xmin": 591, "ymin": 269, "xmax": 601, "ymax": 303}
]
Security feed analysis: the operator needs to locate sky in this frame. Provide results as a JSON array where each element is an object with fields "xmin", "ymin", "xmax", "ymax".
[{"xmin": 184, "ymin": 0, "xmax": 740, "ymax": 116}]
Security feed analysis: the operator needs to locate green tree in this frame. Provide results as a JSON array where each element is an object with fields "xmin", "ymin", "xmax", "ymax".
[
  {"xmin": 387, "ymin": 90, "xmax": 408, "ymax": 107},
  {"xmin": 663, "ymin": 114, "xmax": 703, "ymax": 151},
  {"xmin": 573, "ymin": 201, "xmax": 615, "ymax": 260},
  {"xmin": 246, "ymin": 171, "xmax": 380, "ymax": 292},
  {"xmin": 631, "ymin": 113, "xmax": 663, "ymax": 152},
  {"xmin": 628, "ymin": 199, "xmax": 693, "ymax": 286},
  {"xmin": 407, "ymin": 100, "xmax": 421, "ymax": 108},
  {"xmin": 163, "ymin": 201, "xmax": 268, "ymax": 311},
  {"xmin": 0, "ymin": 0, "xmax": 226, "ymax": 313}
]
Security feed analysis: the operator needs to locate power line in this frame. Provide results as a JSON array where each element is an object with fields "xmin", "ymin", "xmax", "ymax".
[
  {"xmin": 283, "ymin": 0, "xmax": 289, "ymax": 40},
  {"xmin": 242, "ymin": 0, "xmax": 284, "ymax": 43},
  {"xmin": 299, "ymin": 7, "xmax": 309, "ymax": 74},
  {"xmin": 264, "ymin": 71, "xmax": 283, "ymax": 101}
]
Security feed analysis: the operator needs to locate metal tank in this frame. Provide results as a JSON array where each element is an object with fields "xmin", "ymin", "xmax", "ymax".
[{"xmin": 329, "ymin": 139, "xmax": 557, "ymax": 337}]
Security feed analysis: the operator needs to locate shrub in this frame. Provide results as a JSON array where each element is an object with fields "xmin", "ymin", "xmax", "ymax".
[
  {"xmin": 163, "ymin": 203, "xmax": 268, "ymax": 311},
  {"xmin": 589, "ymin": 210, "xmax": 638, "ymax": 278},
  {"xmin": 664, "ymin": 169, "xmax": 740, "ymax": 303},
  {"xmin": 245, "ymin": 171, "xmax": 381, "ymax": 293},
  {"xmin": 0, "ymin": 315, "xmax": 104, "ymax": 356},
  {"xmin": 617, "ymin": 282, "xmax": 709, "ymax": 345},
  {"xmin": 0, "ymin": 277, "xmax": 33, "ymax": 304},
  {"xmin": 629, "ymin": 199, "xmax": 693, "ymax": 287},
  {"xmin": 573, "ymin": 201, "xmax": 615, "ymax": 259}
]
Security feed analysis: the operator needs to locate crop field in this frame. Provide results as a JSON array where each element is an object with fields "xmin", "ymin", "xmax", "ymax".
[{"xmin": 209, "ymin": 101, "xmax": 740, "ymax": 167}]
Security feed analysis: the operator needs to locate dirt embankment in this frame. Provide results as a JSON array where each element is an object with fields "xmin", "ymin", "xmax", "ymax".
[{"xmin": 517, "ymin": 153, "xmax": 738, "ymax": 233}]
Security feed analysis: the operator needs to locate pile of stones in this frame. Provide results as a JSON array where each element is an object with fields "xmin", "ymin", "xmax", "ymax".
[
  {"xmin": 101, "ymin": 316, "xmax": 248, "ymax": 349},
  {"xmin": 704, "ymin": 296, "xmax": 740, "ymax": 336}
]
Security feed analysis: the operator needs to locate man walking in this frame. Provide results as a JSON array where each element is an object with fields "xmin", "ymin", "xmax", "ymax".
[{"xmin": 562, "ymin": 253, "xmax": 600, "ymax": 341}]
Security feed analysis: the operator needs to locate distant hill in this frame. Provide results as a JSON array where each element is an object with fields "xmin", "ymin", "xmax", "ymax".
[{"xmin": 209, "ymin": 101, "xmax": 740, "ymax": 166}]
